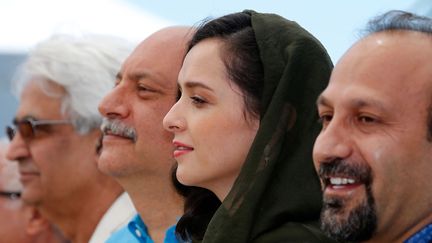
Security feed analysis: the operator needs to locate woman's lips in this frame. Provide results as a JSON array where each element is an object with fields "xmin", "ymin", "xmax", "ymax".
[{"xmin": 173, "ymin": 141, "xmax": 194, "ymax": 158}]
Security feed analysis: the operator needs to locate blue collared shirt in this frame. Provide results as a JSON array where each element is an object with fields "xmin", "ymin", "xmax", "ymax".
[
  {"xmin": 404, "ymin": 223, "xmax": 432, "ymax": 243},
  {"xmin": 106, "ymin": 214, "xmax": 178, "ymax": 243}
]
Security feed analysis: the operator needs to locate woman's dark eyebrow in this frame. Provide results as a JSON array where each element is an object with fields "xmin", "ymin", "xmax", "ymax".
[{"xmin": 184, "ymin": 81, "xmax": 214, "ymax": 92}]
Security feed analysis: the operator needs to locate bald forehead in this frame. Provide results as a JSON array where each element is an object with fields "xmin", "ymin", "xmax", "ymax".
[
  {"xmin": 122, "ymin": 26, "xmax": 193, "ymax": 69},
  {"xmin": 134, "ymin": 26, "xmax": 192, "ymax": 54},
  {"xmin": 145, "ymin": 26, "xmax": 193, "ymax": 43},
  {"xmin": 346, "ymin": 30, "xmax": 432, "ymax": 64},
  {"xmin": 118, "ymin": 26, "xmax": 193, "ymax": 90},
  {"xmin": 363, "ymin": 30, "xmax": 431, "ymax": 48},
  {"xmin": 332, "ymin": 30, "xmax": 432, "ymax": 88}
]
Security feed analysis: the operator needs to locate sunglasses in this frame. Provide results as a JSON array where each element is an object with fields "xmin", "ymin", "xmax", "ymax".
[
  {"xmin": 0, "ymin": 191, "xmax": 21, "ymax": 200},
  {"xmin": 6, "ymin": 117, "xmax": 72, "ymax": 141}
]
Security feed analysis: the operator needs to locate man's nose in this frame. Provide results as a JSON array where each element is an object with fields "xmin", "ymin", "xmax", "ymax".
[{"xmin": 313, "ymin": 118, "xmax": 353, "ymax": 167}]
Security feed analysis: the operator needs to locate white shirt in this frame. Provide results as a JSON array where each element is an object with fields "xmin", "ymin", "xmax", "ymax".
[{"xmin": 88, "ymin": 192, "xmax": 136, "ymax": 243}]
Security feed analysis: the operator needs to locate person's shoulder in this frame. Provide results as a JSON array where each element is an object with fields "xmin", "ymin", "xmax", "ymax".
[{"xmin": 252, "ymin": 222, "xmax": 337, "ymax": 243}]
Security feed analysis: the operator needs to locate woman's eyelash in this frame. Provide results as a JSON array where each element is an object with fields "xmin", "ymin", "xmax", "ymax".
[
  {"xmin": 176, "ymin": 89, "xmax": 182, "ymax": 101},
  {"xmin": 190, "ymin": 96, "xmax": 206, "ymax": 104}
]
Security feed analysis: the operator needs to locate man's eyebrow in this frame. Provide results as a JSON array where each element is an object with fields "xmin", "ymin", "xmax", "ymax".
[
  {"xmin": 116, "ymin": 71, "xmax": 152, "ymax": 83},
  {"xmin": 130, "ymin": 71, "xmax": 173, "ymax": 91},
  {"xmin": 349, "ymin": 98, "xmax": 387, "ymax": 111},
  {"xmin": 128, "ymin": 72, "xmax": 150, "ymax": 81},
  {"xmin": 118, "ymin": 71, "xmax": 153, "ymax": 81},
  {"xmin": 316, "ymin": 95, "xmax": 330, "ymax": 107},
  {"xmin": 316, "ymin": 95, "xmax": 387, "ymax": 111}
]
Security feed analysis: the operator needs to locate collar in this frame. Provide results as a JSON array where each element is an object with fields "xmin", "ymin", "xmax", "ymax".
[
  {"xmin": 89, "ymin": 192, "xmax": 136, "ymax": 243},
  {"xmin": 404, "ymin": 223, "xmax": 432, "ymax": 243},
  {"xmin": 128, "ymin": 215, "xmax": 178, "ymax": 243}
]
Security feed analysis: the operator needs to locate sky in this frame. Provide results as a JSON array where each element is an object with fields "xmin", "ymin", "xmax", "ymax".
[
  {"xmin": 0, "ymin": 0, "xmax": 428, "ymax": 137},
  {"xmin": 133, "ymin": 0, "xmax": 421, "ymax": 62},
  {"xmin": 0, "ymin": 0, "xmax": 423, "ymax": 61}
]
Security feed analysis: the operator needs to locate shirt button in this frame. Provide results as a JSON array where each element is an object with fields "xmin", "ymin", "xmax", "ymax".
[{"xmin": 135, "ymin": 229, "xmax": 142, "ymax": 238}]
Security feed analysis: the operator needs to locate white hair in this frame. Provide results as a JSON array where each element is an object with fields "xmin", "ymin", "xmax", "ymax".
[{"xmin": 12, "ymin": 34, "xmax": 134, "ymax": 134}]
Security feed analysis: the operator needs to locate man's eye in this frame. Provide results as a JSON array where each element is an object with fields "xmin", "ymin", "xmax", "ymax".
[
  {"xmin": 138, "ymin": 85, "xmax": 149, "ymax": 91},
  {"xmin": 358, "ymin": 116, "xmax": 376, "ymax": 123},
  {"xmin": 35, "ymin": 124, "xmax": 53, "ymax": 133},
  {"xmin": 137, "ymin": 84, "xmax": 156, "ymax": 94}
]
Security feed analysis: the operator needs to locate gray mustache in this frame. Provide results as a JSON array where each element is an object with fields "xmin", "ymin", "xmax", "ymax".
[{"xmin": 101, "ymin": 118, "xmax": 137, "ymax": 142}]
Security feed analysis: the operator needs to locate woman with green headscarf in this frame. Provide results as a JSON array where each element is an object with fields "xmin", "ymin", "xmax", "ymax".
[{"xmin": 163, "ymin": 10, "xmax": 336, "ymax": 243}]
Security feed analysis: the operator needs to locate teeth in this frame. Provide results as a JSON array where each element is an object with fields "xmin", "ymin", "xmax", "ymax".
[
  {"xmin": 330, "ymin": 177, "xmax": 341, "ymax": 185},
  {"xmin": 330, "ymin": 177, "xmax": 356, "ymax": 185},
  {"xmin": 177, "ymin": 146, "xmax": 191, "ymax": 150}
]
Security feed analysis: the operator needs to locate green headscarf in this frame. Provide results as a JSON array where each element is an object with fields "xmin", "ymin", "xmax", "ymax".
[{"xmin": 201, "ymin": 10, "xmax": 335, "ymax": 242}]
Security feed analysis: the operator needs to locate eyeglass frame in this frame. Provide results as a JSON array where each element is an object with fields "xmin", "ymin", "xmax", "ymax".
[
  {"xmin": 6, "ymin": 117, "xmax": 72, "ymax": 142},
  {"xmin": 0, "ymin": 191, "xmax": 21, "ymax": 200}
]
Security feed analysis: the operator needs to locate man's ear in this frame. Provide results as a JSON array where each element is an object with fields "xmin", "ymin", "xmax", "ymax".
[{"xmin": 23, "ymin": 205, "xmax": 50, "ymax": 235}]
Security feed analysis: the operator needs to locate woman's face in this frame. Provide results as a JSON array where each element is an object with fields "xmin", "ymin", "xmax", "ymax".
[{"xmin": 163, "ymin": 38, "xmax": 259, "ymax": 200}]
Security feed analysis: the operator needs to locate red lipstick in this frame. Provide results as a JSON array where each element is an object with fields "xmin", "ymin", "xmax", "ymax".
[{"xmin": 173, "ymin": 141, "xmax": 194, "ymax": 158}]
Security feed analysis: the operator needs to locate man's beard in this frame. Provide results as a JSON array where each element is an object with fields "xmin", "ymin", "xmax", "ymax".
[{"xmin": 319, "ymin": 160, "xmax": 377, "ymax": 242}]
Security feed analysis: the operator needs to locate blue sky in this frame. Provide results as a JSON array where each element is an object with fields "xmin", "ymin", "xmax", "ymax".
[
  {"xmin": 125, "ymin": 0, "xmax": 416, "ymax": 62},
  {"xmin": 0, "ymin": 0, "xmax": 421, "ymax": 61}
]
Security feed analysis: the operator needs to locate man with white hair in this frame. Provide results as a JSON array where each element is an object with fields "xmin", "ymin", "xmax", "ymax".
[
  {"xmin": 6, "ymin": 34, "xmax": 136, "ymax": 243},
  {"xmin": 0, "ymin": 139, "xmax": 68, "ymax": 243}
]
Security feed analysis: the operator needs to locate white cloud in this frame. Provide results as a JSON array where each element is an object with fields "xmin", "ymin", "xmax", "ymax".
[{"xmin": 0, "ymin": 0, "xmax": 173, "ymax": 52}]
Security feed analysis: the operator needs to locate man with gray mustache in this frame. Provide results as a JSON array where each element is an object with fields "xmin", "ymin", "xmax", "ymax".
[
  {"xmin": 313, "ymin": 10, "xmax": 432, "ymax": 242},
  {"xmin": 98, "ymin": 26, "xmax": 193, "ymax": 243}
]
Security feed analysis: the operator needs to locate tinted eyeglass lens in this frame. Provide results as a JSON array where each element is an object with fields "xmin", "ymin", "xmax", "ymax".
[
  {"xmin": 17, "ymin": 121, "xmax": 34, "ymax": 139},
  {"xmin": 6, "ymin": 126, "xmax": 15, "ymax": 141},
  {"xmin": 9, "ymin": 118, "xmax": 71, "ymax": 141}
]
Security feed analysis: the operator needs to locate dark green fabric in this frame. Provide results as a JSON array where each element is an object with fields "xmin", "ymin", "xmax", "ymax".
[{"xmin": 201, "ymin": 10, "xmax": 335, "ymax": 243}]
